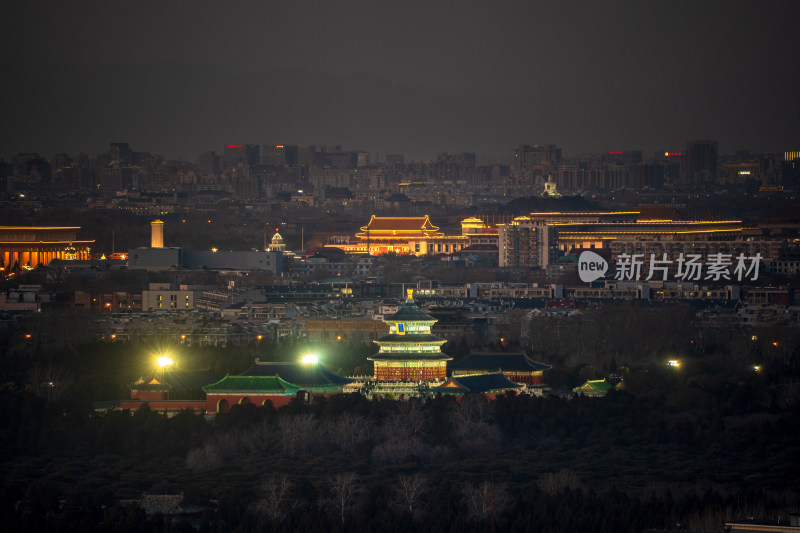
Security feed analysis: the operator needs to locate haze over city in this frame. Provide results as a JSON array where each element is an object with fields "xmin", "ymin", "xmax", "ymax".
[{"xmin": 3, "ymin": 0, "xmax": 799, "ymax": 161}]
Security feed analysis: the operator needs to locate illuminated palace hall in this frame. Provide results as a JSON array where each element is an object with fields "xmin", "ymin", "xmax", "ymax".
[
  {"xmin": 368, "ymin": 290, "xmax": 452, "ymax": 381},
  {"xmin": 0, "ymin": 226, "xmax": 94, "ymax": 269},
  {"xmin": 333, "ymin": 215, "xmax": 472, "ymax": 255}
]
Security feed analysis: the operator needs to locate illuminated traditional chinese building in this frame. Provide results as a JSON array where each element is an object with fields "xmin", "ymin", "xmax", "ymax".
[
  {"xmin": 120, "ymin": 362, "xmax": 351, "ymax": 415},
  {"xmin": 204, "ymin": 361, "xmax": 352, "ymax": 413},
  {"xmin": 121, "ymin": 370, "xmax": 216, "ymax": 413},
  {"xmin": 368, "ymin": 290, "xmax": 452, "ymax": 381},
  {"xmin": 573, "ymin": 379, "xmax": 614, "ymax": 397},
  {"xmin": 0, "ymin": 226, "xmax": 94, "ymax": 270},
  {"xmin": 449, "ymin": 353, "xmax": 551, "ymax": 386},
  {"xmin": 329, "ymin": 215, "xmax": 470, "ymax": 255},
  {"xmin": 433, "ymin": 372, "xmax": 523, "ymax": 399}
]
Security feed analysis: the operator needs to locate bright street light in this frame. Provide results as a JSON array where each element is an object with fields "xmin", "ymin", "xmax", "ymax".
[
  {"xmin": 157, "ymin": 356, "xmax": 174, "ymax": 367},
  {"xmin": 301, "ymin": 354, "xmax": 319, "ymax": 365},
  {"xmin": 668, "ymin": 360, "xmax": 680, "ymax": 368}
]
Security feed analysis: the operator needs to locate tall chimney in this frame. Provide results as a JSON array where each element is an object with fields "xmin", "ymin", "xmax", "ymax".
[{"xmin": 151, "ymin": 219, "xmax": 164, "ymax": 248}]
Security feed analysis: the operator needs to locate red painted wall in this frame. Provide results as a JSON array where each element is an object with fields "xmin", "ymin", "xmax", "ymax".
[
  {"xmin": 120, "ymin": 400, "xmax": 206, "ymax": 411},
  {"xmin": 130, "ymin": 391, "xmax": 167, "ymax": 401},
  {"xmin": 205, "ymin": 394, "xmax": 294, "ymax": 413},
  {"xmin": 205, "ymin": 392, "xmax": 340, "ymax": 413}
]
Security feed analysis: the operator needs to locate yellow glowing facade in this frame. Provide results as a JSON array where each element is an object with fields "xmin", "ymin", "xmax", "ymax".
[
  {"xmin": 0, "ymin": 227, "xmax": 94, "ymax": 269},
  {"xmin": 368, "ymin": 290, "xmax": 451, "ymax": 381},
  {"xmin": 460, "ymin": 217, "xmax": 486, "ymax": 234},
  {"xmin": 330, "ymin": 215, "xmax": 469, "ymax": 255},
  {"xmin": 151, "ymin": 219, "xmax": 165, "ymax": 248},
  {"xmin": 498, "ymin": 212, "xmax": 749, "ymax": 268}
]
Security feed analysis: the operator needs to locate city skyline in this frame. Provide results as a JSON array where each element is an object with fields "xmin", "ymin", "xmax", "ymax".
[{"xmin": 2, "ymin": 1, "xmax": 799, "ymax": 161}]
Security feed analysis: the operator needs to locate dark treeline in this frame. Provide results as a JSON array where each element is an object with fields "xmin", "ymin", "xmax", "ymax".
[
  {"xmin": 1, "ymin": 302, "xmax": 799, "ymax": 532},
  {"xmin": 0, "ymin": 384, "xmax": 797, "ymax": 532}
]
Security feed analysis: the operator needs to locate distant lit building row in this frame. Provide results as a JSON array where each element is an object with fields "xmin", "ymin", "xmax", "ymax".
[
  {"xmin": 0, "ymin": 226, "xmax": 93, "ymax": 269},
  {"xmin": 320, "ymin": 212, "xmax": 769, "ymax": 272},
  {"xmin": 496, "ymin": 211, "xmax": 767, "ymax": 269},
  {"xmin": 128, "ymin": 219, "xmax": 284, "ymax": 274}
]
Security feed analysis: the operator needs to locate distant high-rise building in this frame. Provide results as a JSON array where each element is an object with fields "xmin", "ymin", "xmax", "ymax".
[
  {"xmin": 11, "ymin": 153, "xmax": 51, "ymax": 185},
  {"xmin": 603, "ymin": 151, "xmax": 642, "ymax": 166},
  {"xmin": 109, "ymin": 142, "xmax": 132, "ymax": 163},
  {"xmin": 385, "ymin": 154, "xmax": 405, "ymax": 166},
  {"xmin": 658, "ymin": 152, "xmax": 683, "ymax": 186},
  {"xmin": 51, "ymin": 153, "xmax": 72, "ymax": 172},
  {"xmin": 352, "ymin": 151, "xmax": 370, "ymax": 168},
  {"xmin": 513, "ymin": 144, "xmax": 561, "ymax": 172},
  {"xmin": 437, "ymin": 152, "xmax": 476, "ymax": 168},
  {"xmin": 636, "ymin": 162, "xmax": 666, "ymax": 189},
  {"xmin": 284, "ymin": 145, "xmax": 315, "ymax": 167},
  {"xmin": 321, "ymin": 151, "xmax": 351, "ymax": 169},
  {"xmin": 197, "ymin": 151, "xmax": 220, "ymax": 176},
  {"xmin": 497, "ymin": 219, "xmax": 558, "ymax": 268},
  {"xmin": 683, "ymin": 140, "xmax": 718, "ymax": 188},
  {"xmin": 77, "ymin": 153, "xmax": 94, "ymax": 190},
  {"xmin": 222, "ymin": 144, "xmax": 259, "ymax": 170},
  {"xmin": 783, "ymin": 151, "xmax": 800, "ymax": 189},
  {"xmin": 261, "ymin": 144, "xmax": 286, "ymax": 166},
  {"xmin": 0, "ymin": 159, "xmax": 11, "ymax": 191}
]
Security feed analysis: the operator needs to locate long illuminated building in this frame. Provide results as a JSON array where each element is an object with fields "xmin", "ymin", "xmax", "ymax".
[
  {"xmin": 0, "ymin": 227, "xmax": 94, "ymax": 269},
  {"xmin": 498, "ymin": 212, "xmax": 747, "ymax": 268}
]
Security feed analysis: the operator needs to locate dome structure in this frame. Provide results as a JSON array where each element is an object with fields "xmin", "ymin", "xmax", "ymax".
[{"xmin": 268, "ymin": 231, "xmax": 286, "ymax": 252}]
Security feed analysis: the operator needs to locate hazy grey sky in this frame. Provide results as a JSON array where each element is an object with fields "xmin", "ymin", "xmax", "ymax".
[{"xmin": 2, "ymin": 0, "xmax": 798, "ymax": 160}]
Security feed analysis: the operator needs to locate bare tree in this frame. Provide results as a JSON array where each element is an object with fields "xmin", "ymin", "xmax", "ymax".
[
  {"xmin": 395, "ymin": 473, "xmax": 427, "ymax": 518},
  {"xmin": 185, "ymin": 443, "xmax": 222, "ymax": 472},
  {"xmin": 253, "ymin": 475, "xmax": 298, "ymax": 523},
  {"xmin": 325, "ymin": 412, "xmax": 371, "ymax": 453},
  {"xmin": 449, "ymin": 394, "xmax": 491, "ymax": 432},
  {"xmin": 381, "ymin": 399, "xmax": 426, "ymax": 442},
  {"xmin": 462, "ymin": 478, "xmax": 511, "ymax": 524},
  {"xmin": 537, "ymin": 469, "xmax": 583, "ymax": 495},
  {"xmin": 247, "ymin": 420, "xmax": 280, "ymax": 454},
  {"xmin": 279, "ymin": 413, "xmax": 316, "ymax": 456},
  {"xmin": 448, "ymin": 395, "xmax": 501, "ymax": 453},
  {"xmin": 320, "ymin": 472, "xmax": 360, "ymax": 524},
  {"xmin": 28, "ymin": 362, "xmax": 72, "ymax": 407},
  {"xmin": 776, "ymin": 379, "xmax": 799, "ymax": 410}
]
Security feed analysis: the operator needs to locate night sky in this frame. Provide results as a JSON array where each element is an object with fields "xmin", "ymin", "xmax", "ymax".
[{"xmin": 2, "ymin": 0, "xmax": 799, "ymax": 161}]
